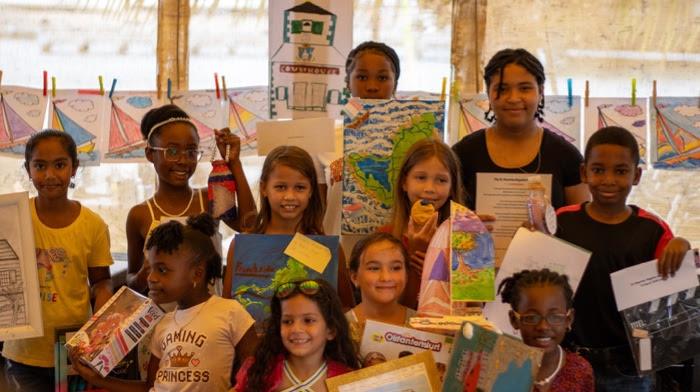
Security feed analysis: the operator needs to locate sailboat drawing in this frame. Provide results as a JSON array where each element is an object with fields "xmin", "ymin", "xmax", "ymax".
[
  {"xmin": 51, "ymin": 98, "xmax": 99, "ymax": 163},
  {"xmin": 105, "ymin": 98, "xmax": 147, "ymax": 159},
  {"xmin": 228, "ymin": 98, "xmax": 261, "ymax": 156},
  {"xmin": 596, "ymin": 102, "xmax": 647, "ymax": 164},
  {"xmin": 0, "ymin": 88, "xmax": 45, "ymax": 154},
  {"xmin": 652, "ymin": 98, "xmax": 700, "ymax": 169}
]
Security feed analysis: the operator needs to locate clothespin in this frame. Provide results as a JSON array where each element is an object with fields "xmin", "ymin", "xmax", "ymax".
[
  {"xmin": 43, "ymin": 71, "xmax": 48, "ymax": 97},
  {"xmin": 652, "ymin": 80, "xmax": 657, "ymax": 108},
  {"xmin": 98, "ymin": 75, "xmax": 104, "ymax": 96},
  {"xmin": 167, "ymin": 78, "xmax": 172, "ymax": 101},
  {"xmin": 221, "ymin": 75, "xmax": 228, "ymax": 101},
  {"xmin": 584, "ymin": 80, "xmax": 589, "ymax": 107},
  {"xmin": 631, "ymin": 78, "xmax": 637, "ymax": 106},
  {"xmin": 109, "ymin": 78, "xmax": 117, "ymax": 98},
  {"xmin": 567, "ymin": 78, "xmax": 573, "ymax": 107},
  {"xmin": 156, "ymin": 73, "xmax": 162, "ymax": 100},
  {"xmin": 214, "ymin": 73, "xmax": 221, "ymax": 100},
  {"xmin": 51, "ymin": 76, "xmax": 56, "ymax": 98},
  {"xmin": 440, "ymin": 77, "xmax": 447, "ymax": 101},
  {"xmin": 0, "ymin": 70, "xmax": 3, "ymax": 90}
]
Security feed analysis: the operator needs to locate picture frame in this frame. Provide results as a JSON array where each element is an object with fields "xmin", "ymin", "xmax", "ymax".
[
  {"xmin": 0, "ymin": 191, "xmax": 43, "ymax": 341},
  {"xmin": 326, "ymin": 351, "xmax": 441, "ymax": 392}
]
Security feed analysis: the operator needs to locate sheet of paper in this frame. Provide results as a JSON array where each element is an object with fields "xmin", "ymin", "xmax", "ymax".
[
  {"xmin": 483, "ymin": 228, "xmax": 591, "ymax": 337},
  {"xmin": 475, "ymin": 173, "xmax": 552, "ymax": 266},
  {"xmin": 257, "ymin": 117, "xmax": 336, "ymax": 155},
  {"xmin": 283, "ymin": 232, "xmax": 332, "ymax": 274},
  {"xmin": 611, "ymin": 251, "xmax": 699, "ymax": 310}
]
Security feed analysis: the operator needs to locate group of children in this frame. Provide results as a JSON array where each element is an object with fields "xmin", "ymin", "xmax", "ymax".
[{"xmin": 1, "ymin": 41, "xmax": 692, "ymax": 392}]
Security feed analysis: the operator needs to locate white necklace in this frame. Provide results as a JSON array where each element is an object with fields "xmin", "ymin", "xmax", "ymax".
[
  {"xmin": 173, "ymin": 297, "xmax": 210, "ymax": 330},
  {"xmin": 534, "ymin": 345, "xmax": 564, "ymax": 387},
  {"xmin": 152, "ymin": 189, "xmax": 195, "ymax": 217}
]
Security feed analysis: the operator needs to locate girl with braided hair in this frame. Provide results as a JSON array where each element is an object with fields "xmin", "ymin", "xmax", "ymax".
[{"xmin": 498, "ymin": 268, "xmax": 593, "ymax": 391}]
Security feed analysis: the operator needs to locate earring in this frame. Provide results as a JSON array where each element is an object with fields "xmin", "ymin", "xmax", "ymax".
[
  {"xmin": 567, "ymin": 326, "xmax": 572, "ymax": 332},
  {"xmin": 484, "ymin": 106, "xmax": 496, "ymax": 123},
  {"xmin": 535, "ymin": 98, "xmax": 545, "ymax": 122},
  {"xmin": 69, "ymin": 181, "xmax": 76, "ymax": 189},
  {"xmin": 193, "ymin": 281, "xmax": 197, "ymax": 289}
]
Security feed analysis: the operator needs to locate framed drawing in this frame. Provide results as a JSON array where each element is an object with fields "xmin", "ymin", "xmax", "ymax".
[
  {"xmin": 326, "ymin": 350, "xmax": 441, "ymax": 392},
  {"xmin": 0, "ymin": 191, "xmax": 43, "ymax": 341}
]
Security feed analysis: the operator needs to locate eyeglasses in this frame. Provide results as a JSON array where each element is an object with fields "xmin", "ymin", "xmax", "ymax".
[
  {"xmin": 275, "ymin": 280, "xmax": 320, "ymax": 299},
  {"xmin": 512, "ymin": 310, "xmax": 571, "ymax": 326},
  {"xmin": 149, "ymin": 146, "xmax": 204, "ymax": 162}
]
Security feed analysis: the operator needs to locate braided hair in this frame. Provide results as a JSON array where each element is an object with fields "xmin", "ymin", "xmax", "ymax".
[
  {"xmin": 483, "ymin": 48, "xmax": 546, "ymax": 122},
  {"xmin": 345, "ymin": 41, "xmax": 401, "ymax": 92},
  {"xmin": 498, "ymin": 268, "xmax": 574, "ymax": 310}
]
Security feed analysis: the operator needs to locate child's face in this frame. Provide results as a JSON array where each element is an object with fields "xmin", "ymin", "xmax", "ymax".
[
  {"xmin": 510, "ymin": 285, "xmax": 572, "ymax": 355},
  {"xmin": 348, "ymin": 51, "xmax": 396, "ymax": 99},
  {"xmin": 146, "ymin": 246, "xmax": 201, "ymax": 305},
  {"xmin": 487, "ymin": 63, "xmax": 542, "ymax": 129},
  {"xmin": 146, "ymin": 122, "xmax": 200, "ymax": 188},
  {"xmin": 280, "ymin": 294, "xmax": 335, "ymax": 361},
  {"xmin": 402, "ymin": 156, "xmax": 451, "ymax": 211},
  {"xmin": 262, "ymin": 164, "xmax": 312, "ymax": 225},
  {"xmin": 27, "ymin": 137, "xmax": 77, "ymax": 201},
  {"xmin": 351, "ymin": 240, "xmax": 407, "ymax": 305},
  {"xmin": 582, "ymin": 143, "xmax": 640, "ymax": 209}
]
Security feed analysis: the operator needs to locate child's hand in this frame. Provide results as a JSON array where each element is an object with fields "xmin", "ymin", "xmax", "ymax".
[
  {"xmin": 658, "ymin": 237, "xmax": 691, "ymax": 278},
  {"xmin": 214, "ymin": 128, "xmax": 242, "ymax": 164},
  {"xmin": 68, "ymin": 348, "xmax": 102, "ymax": 386},
  {"xmin": 477, "ymin": 214, "xmax": 496, "ymax": 232},
  {"xmin": 406, "ymin": 213, "xmax": 438, "ymax": 266}
]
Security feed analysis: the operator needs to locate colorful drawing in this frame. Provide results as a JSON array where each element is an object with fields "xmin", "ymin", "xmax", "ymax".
[
  {"xmin": 269, "ymin": 1, "xmax": 352, "ymax": 119},
  {"xmin": 417, "ymin": 220, "xmax": 450, "ymax": 317},
  {"xmin": 442, "ymin": 321, "xmax": 543, "ymax": 392},
  {"xmin": 651, "ymin": 97, "xmax": 700, "ymax": 169},
  {"xmin": 458, "ymin": 93, "xmax": 581, "ymax": 148},
  {"xmin": 171, "ymin": 90, "xmax": 228, "ymax": 159},
  {"xmin": 341, "ymin": 98, "xmax": 445, "ymax": 234},
  {"xmin": 450, "ymin": 201, "xmax": 495, "ymax": 302},
  {"xmin": 227, "ymin": 86, "xmax": 270, "ymax": 157},
  {"xmin": 585, "ymin": 98, "xmax": 648, "ymax": 164},
  {"xmin": 232, "ymin": 234, "xmax": 339, "ymax": 332},
  {"xmin": 102, "ymin": 92, "xmax": 162, "ymax": 162},
  {"xmin": 0, "ymin": 86, "xmax": 48, "ymax": 156},
  {"xmin": 51, "ymin": 90, "xmax": 105, "ymax": 165}
]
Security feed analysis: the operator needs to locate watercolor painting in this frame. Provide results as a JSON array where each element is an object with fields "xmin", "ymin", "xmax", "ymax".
[{"xmin": 650, "ymin": 97, "xmax": 700, "ymax": 169}]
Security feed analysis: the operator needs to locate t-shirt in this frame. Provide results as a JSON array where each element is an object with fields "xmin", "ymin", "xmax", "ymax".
[
  {"xmin": 2, "ymin": 199, "xmax": 113, "ymax": 367},
  {"xmin": 452, "ymin": 128, "xmax": 583, "ymax": 210},
  {"xmin": 555, "ymin": 203, "xmax": 673, "ymax": 350},
  {"xmin": 549, "ymin": 351, "xmax": 594, "ymax": 392},
  {"xmin": 150, "ymin": 295, "xmax": 254, "ymax": 392}
]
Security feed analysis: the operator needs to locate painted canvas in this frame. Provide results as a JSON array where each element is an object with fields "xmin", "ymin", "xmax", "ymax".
[
  {"xmin": 227, "ymin": 86, "xmax": 269, "ymax": 157},
  {"xmin": 341, "ymin": 98, "xmax": 445, "ymax": 234},
  {"xmin": 585, "ymin": 98, "xmax": 648, "ymax": 164},
  {"xmin": 231, "ymin": 234, "xmax": 339, "ymax": 332},
  {"xmin": 269, "ymin": 1, "xmax": 353, "ymax": 119},
  {"xmin": 171, "ymin": 90, "xmax": 228, "ymax": 159},
  {"xmin": 50, "ymin": 90, "xmax": 106, "ymax": 165},
  {"xmin": 650, "ymin": 97, "xmax": 700, "ymax": 169},
  {"xmin": 450, "ymin": 201, "xmax": 495, "ymax": 302},
  {"xmin": 442, "ymin": 321, "xmax": 542, "ymax": 392},
  {"xmin": 0, "ymin": 86, "xmax": 47, "ymax": 156},
  {"xmin": 417, "ymin": 220, "xmax": 451, "ymax": 317},
  {"xmin": 102, "ymin": 92, "xmax": 163, "ymax": 163}
]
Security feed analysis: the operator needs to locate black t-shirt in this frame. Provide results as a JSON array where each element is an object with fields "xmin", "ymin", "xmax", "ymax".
[
  {"xmin": 451, "ymin": 128, "xmax": 583, "ymax": 210},
  {"xmin": 555, "ymin": 203, "xmax": 673, "ymax": 350}
]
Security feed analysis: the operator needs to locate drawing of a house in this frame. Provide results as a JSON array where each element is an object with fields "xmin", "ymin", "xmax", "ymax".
[
  {"xmin": 0, "ymin": 239, "xmax": 26, "ymax": 327},
  {"xmin": 270, "ymin": 1, "xmax": 347, "ymax": 119}
]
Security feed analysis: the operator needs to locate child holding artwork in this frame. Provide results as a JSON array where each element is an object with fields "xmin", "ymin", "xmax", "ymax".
[
  {"xmin": 233, "ymin": 279, "xmax": 359, "ymax": 391},
  {"xmin": 70, "ymin": 213, "xmax": 258, "ymax": 392},
  {"xmin": 345, "ymin": 233, "xmax": 415, "ymax": 352},
  {"xmin": 555, "ymin": 126, "xmax": 690, "ymax": 391},
  {"xmin": 2, "ymin": 130, "xmax": 113, "ymax": 391},
  {"xmin": 222, "ymin": 145, "xmax": 355, "ymax": 308},
  {"xmin": 499, "ymin": 269, "xmax": 594, "ymax": 392},
  {"xmin": 125, "ymin": 104, "xmax": 255, "ymax": 294}
]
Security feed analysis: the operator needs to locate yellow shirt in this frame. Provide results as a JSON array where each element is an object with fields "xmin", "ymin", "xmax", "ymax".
[{"xmin": 2, "ymin": 199, "xmax": 113, "ymax": 367}]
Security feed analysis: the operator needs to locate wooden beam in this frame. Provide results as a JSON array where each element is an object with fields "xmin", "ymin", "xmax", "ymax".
[{"xmin": 157, "ymin": 0, "xmax": 189, "ymax": 95}]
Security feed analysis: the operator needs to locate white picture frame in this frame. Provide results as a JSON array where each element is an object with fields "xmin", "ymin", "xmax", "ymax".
[{"xmin": 0, "ymin": 191, "xmax": 43, "ymax": 341}]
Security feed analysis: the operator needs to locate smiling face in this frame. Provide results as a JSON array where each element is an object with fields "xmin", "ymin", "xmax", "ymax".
[
  {"xmin": 348, "ymin": 51, "xmax": 397, "ymax": 99},
  {"xmin": 146, "ymin": 245, "xmax": 202, "ymax": 305},
  {"xmin": 510, "ymin": 284, "xmax": 573, "ymax": 355},
  {"xmin": 261, "ymin": 163, "xmax": 312, "ymax": 226},
  {"xmin": 487, "ymin": 63, "xmax": 543, "ymax": 130},
  {"xmin": 26, "ymin": 137, "xmax": 78, "ymax": 201},
  {"xmin": 401, "ymin": 155, "xmax": 452, "ymax": 211},
  {"xmin": 280, "ymin": 294, "xmax": 335, "ymax": 361},
  {"xmin": 582, "ymin": 143, "xmax": 641, "ymax": 211},
  {"xmin": 146, "ymin": 122, "xmax": 200, "ymax": 187},
  {"xmin": 351, "ymin": 239, "xmax": 407, "ymax": 306}
]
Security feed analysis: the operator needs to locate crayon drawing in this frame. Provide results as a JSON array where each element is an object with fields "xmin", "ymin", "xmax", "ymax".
[
  {"xmin": 227, "ymin": 86, "xmax": 270, "ymax": 157},
  {"xmin": 102, "ymin": 92, "xmax": 162, "ymax": 163},
  {"xmin": 51, "ymin": 90, "xmax": 105, "ymax": 165},
  {"xmin": 458, "ymin": 93, "xmax": 490, "ymax": 139},
  {"xmin": 342, "ymin": 98, "xmax": 445, "ymax": 234},
  {"xmin": 232, "ymin": 234, "xmax": 339, "ymax": 333},
  {"xmin": 0, "ymin": 86, "xmax": 48, "ymax": 156},
  {"xmin": 585, "ymin": 98, "xmax": 648, "ymax": 164},
  {"xmin": 651, "ymin": 97, "xmax": 700, "ymax": 169},
  {"xmin": 171, "ymin": 90, "xmax": 227, "ymax": 159}
]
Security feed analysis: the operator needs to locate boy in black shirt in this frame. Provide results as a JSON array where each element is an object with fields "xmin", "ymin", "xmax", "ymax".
[{"xmin": 555, "ymin": 126, "xmax": 690, "ymax": 391}]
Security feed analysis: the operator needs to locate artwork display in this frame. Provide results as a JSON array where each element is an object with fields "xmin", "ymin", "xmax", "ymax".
[
  {"xmin": 342, "ymin": 98, "xmax": 445, "ymax": 234},
  {"xmin": 585, "ymin": 97, "xmax": 648, "ymax": 164},
  {"xmin": 50, "ymin": 90, "xmax": 105, "ymax": 165},
  {"xmin": 102, "ymin": 91, "xmax": 162, "ymax": 162},
  {"xmin": 650, "ymin": 97, "xmax": 700, "ymax": 169},
  {"xmin": 0, "ymin": 86, "xmax": 47, "ymax": 156}
]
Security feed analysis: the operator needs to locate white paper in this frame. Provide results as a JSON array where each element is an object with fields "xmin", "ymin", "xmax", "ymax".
[
  {"xmin": 256, "ymin": 117, "xmax": 336, "ymax": 155},
  {"xmin": 483, "ymin": 228, "xmax": 591, "ymax": 338},
  {"xmin": 475, "ymin": 173, "xmax": 552, "ymax": 266},
  {"xmin": 611, "ymin": 251, "xmax": 699, "ymax": 311}
]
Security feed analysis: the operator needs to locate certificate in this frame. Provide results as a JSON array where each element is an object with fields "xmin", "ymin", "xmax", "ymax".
[{"xmin": 475, "ymin": 172, "xmax": 552, "ymax": 266}]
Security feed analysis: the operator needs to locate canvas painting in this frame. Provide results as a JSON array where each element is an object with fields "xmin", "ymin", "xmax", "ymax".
[
  {"xmin": 650, "ymin": 97, "xmax": 700, "ymax": 169},
  {"xmin": 585, "ymin": 97, "xmax": 648, "ymax": 164},
  {"xmin": 0, "ymin": 86, "xmax": 47, "ymax": 157},
  {"xmin": 49, "ymin": 90, "xmax": 107, "ymax": 166},
  {"xmin": 102, "ymin": 91, "xmax": 163, "ymax": 163},
  {"xmin": 341, "ymin": 98, "xmax": 445, "ymax": 234},
  {"xmin": 231, "ymin": 234, "xmax": 339, "ymax": 332}
]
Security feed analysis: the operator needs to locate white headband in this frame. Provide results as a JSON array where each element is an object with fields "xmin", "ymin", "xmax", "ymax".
[{"xmin": 146, "ymin": 117, "xmax": 198, "ymax": 144}]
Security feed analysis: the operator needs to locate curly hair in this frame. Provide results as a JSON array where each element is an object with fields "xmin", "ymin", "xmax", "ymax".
[
  {"xmin": 498, "ymin": 268, "xmax": 574, "ymax": 310},
  {"xmin": 243, "ymin": 279, "xmax": 359, "ymax": 391}
]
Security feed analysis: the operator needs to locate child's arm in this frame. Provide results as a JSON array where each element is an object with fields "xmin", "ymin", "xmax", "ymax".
[
  {"xmin": 69, "ymin": 350, "xmax": 157, "ymax": 392},
  {"xmin": 125, "ymin": 205, "xmax": 150, "ymax": 293},
  {"xmin": 337, "ymin": 245, "xmax": 356, "ymax": 310},
  {"xmin": 658, "ymin": 236, "xmax": 691, "ymax": 278},
  {"xmin": 88, "ymin": 266, "xmax": 113, "ymax": 311},
  {"xmin": 215, "ymin": 129, "xmax": 257, "ymax": 232},
  {"xmin": 402, "ymin": 213, "xmax": 438, "ymax": 309}
]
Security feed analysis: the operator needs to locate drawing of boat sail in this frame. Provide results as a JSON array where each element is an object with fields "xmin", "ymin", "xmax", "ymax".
[
  {"xmin": 652, "ymin": 98, "xmax": 700, "ymax": 169},
  {"xmin": 106, "ymin": 99, "xmax": 146, "ymax": 157},
  {"xmin": 0, "ymin": 87, "xmax": 46, "ymax": 154}
]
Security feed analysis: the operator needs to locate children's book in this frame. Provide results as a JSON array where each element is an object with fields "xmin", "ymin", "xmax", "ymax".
[
  {"xmin": 231, "ymin": 233, "xmax": 339, "ymax": 333},
  {"xmin": 65, "ymin": 286, "xmax": 164, "ymax": 377},
  {"xmin": 442, "ymin": 321, "xmax": 542, "ymax": 392}
]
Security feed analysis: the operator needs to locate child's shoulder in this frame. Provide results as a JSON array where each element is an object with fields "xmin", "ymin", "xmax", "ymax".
[
  {"xmin": 77, "ymin": 203, "xmax": 109, "ymax": 227},
  {"xmin": 633, "ymin": 205, "xmax": 671, "ymax": 229}
]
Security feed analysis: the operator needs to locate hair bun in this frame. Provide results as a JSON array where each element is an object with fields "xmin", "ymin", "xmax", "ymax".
[{"xmin": 187, "ymin": 213, "xmax": 216, "ymax": 237}]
